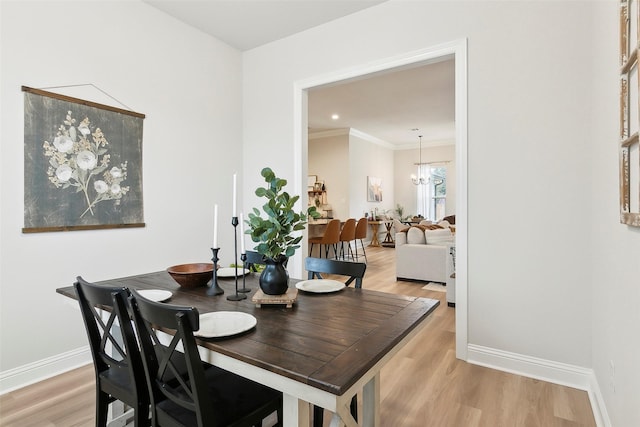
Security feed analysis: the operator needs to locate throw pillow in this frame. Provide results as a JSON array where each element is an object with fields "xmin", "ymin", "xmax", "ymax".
[
  {"xmin": 406, "ymin": 226, "xmax": 427, "ymax": 244},
  {"xmin": 425, "ymin": 228, "xmax": 453, "ymax": 245}
]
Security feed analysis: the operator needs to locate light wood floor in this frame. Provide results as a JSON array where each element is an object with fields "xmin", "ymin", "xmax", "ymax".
[{"xmin": 0, "ymin": 246, "xmax": 596, "ymax": 427}]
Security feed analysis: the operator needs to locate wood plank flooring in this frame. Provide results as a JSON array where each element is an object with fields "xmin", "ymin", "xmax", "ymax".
[{"xmin": 0, "ymin": 246, "xmax": 596, "ymax": 427}]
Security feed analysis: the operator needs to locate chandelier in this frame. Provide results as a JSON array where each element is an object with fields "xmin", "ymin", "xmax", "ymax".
[{"xmin": 410, "ymin": 135, "xmax": 429, "ymax": 185}]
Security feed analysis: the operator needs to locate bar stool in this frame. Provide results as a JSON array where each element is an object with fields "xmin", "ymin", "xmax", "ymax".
[
  {"xmin": 353, "ymin": 217, "xmax": 368, "ymax": 262},
  {"xmin": 308, "ymin": 219, "xmax": 340, "ymax": 258},
  {"xmin": 338, "ymin": 218, "xmax": 356, "ymax": 260}
]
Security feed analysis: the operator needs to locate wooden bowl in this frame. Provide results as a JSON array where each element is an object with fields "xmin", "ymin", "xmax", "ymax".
[{"xmin": 167, "ymin": 263, "xmax": 214, "ymax": 288}]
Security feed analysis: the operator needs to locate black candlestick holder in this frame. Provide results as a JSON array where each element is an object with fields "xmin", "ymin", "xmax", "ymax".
[
  {"xmin": 239, "ymin": 252, "xmax": 251, "ymax": 293},
  {"xmin": 207, "ymin": 247, "xmax": 224, "ymax": 296},
  {"xmin": 227, "ymin": 216, "xmax": 246, "ymax": 301}
]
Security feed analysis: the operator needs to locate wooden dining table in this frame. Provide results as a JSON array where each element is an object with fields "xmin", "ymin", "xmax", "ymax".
[{"xmin": 57, "ymin": 270, "xmax": 439, "ymax": 427}]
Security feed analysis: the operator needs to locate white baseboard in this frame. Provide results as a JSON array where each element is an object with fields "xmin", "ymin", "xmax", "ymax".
[
  {"xmin": 467, "ymin": 344, "xmax": 611, "ymax": 427},
  {"xmin": 0, "ymin": 346, "xmax": 91, "ymax": 395},
  {"xmin": 588, "ymin": 373, "xmax": 612, "ymax": 427}
]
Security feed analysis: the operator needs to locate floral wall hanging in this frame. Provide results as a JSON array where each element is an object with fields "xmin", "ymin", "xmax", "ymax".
[{"xmin": 22, "ymin": 86, "xmax": 145, "ymax": 232}]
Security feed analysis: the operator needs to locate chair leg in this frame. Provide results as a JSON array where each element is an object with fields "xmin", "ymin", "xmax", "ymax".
[
  {"xmin": 134, "ymin": 400, "xmax": 149, "ymax": 427},
  {"xmin": 96, "ymin": 390, "xmax": 109, "ymax": 427},
  {"xmin": 359, "ymin": 239, "xmax": 367, "ymax": 263},
  {"xmin": 313, "ymin": 404, "xmax": 324, "ymax": 427}
]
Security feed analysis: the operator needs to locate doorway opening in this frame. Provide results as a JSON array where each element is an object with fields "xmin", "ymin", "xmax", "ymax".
[{"xmin": 294, "ymin": 39, "xmax": 468, "ymax": 359}]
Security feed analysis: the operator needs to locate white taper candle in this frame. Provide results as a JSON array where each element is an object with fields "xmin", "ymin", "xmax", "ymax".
[
  {"xmin": 232, "ymin": 173, "xmax": 237, "ymax": 217},
  {"xmin": 213, "ymin": 204, "xmax": 218, "ymax": 248}
]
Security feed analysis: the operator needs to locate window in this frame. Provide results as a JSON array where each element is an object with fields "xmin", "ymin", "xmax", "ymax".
[{"xmin": 416, "ymin": 166, "xmax": 446, "ymax": 221}]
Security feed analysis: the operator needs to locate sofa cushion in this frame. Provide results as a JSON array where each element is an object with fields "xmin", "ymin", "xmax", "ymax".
[
  {"xmin": 425, "ymin": 228, "xmax": 453, "ymax": 245},
  {"xmin": 406, "ymin": 226, "xmax": 426, "ymax": 244}
]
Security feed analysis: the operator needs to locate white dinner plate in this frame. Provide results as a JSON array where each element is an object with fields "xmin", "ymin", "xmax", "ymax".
[
  {"xmin": 295, "ymin": 279, "xmax": 345, "ymax": 293},
  {"xmin": 194, "ymin": 311, "xmax": 257, "ymax": 338},
  {"xmin": 216, "ymin": 267, "xmax": 251, "ymax": 277},
  {"xmin": 137, "ymin": 289, "xmax": 173, "ymax": 302}
]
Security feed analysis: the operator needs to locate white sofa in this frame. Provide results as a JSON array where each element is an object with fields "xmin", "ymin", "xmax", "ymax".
[{"xmin": 395, "ymin": 226, "xmax": 456, "ymax": 306}]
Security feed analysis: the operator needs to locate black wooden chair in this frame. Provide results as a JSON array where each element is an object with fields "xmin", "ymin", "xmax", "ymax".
[
  {"xmin": 304, "ymin": 257, "xmax": 366, "ymax": 425},
  {"xmin": 244, "ymin": 250, "xmax": 265, "ymax": 272},
  {"xmin": 74, "ymin": 276, "xmax": 149, "ymax": 427},
  {"xmin": 128, "ymin": 289, "xmax": 282, "ymax": 427},
  {"xmin": 305, "ymin": 257, "xmax": 367, "ymax": 288},
  {"xmin": 245, "ymin": 250, "xmax": 288, "ymax": 272}
]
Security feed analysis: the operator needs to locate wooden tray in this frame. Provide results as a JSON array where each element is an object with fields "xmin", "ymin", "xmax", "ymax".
[{"xmin": 252, "ymin": 287, "xmax": 298, "ymax": 308}]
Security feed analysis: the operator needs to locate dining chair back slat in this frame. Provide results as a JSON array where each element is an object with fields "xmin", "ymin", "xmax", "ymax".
[
  {"xmin": 244, "ymin": 250, "xmax": 264, "ymax": 272},
  {"xmin": 305, "ymin": 257, "xmax": 367, "ymax": 288},
  {"xmin": 244, "ymin": 250, "xmax": 288, "ymax": 272},
  {"xmin": 74, "ymin": 276, "xmax": 149, "ymax": 427}
]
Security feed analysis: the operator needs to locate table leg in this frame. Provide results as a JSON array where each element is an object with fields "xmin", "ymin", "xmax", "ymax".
[
  {"xmin": 384, "ymin": 223, "xmax": 394, "ymax": 243},
  {"xmin": 362, "ymin": 373, "xmax": 380, "ymax": 427},
  {"xmin": 368, "ymin": 223, "xmax": 380, "ymax": 247},
  {"xmin": 283, "ymin": 393, "xmax": 310, "ymax": 427}
]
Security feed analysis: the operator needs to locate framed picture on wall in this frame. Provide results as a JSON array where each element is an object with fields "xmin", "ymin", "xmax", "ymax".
[
  {"xmin": 22, "ymin": 86, "xmax": 146, "ymax": 233},
  {"xmin": 367, "ymin": 176, "xmax": 382, "ymax": 202}
]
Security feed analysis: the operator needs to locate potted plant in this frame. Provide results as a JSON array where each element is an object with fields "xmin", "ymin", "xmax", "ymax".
[{"xmin": 246, "ymin": 167, "xmax": 320, "ymax": 294}]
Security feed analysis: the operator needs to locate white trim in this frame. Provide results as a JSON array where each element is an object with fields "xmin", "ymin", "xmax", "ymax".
[
  {"xmin": 468, "ymin": 344, "xmax": 592, "ymax": 389},
  {"xmin": 308, "ymin": 128, "xmax": 350, "ymax": 139},
  {"xmin": 468, "ymin": 344, "xmax": 611, "ymax": 427},
  {"xmin": 453, "ymin": 38, "xmax": 468, "ymax": 360},
  {"xmin": 294, "ymin": 38, "xmax": 469, "ymax": 361},
  {"xmin": 309, "ymin": 127, "xmax": 395, "ymax": 149},
  {"xmin": 0, "ymin": 346, "xmax": 91, "ymax": 395},
  {"xmin": 588, "ymin": 374, "xmax": 612, "ymax": 427},
  {"xmin": 348, "ymin": 128, "xmax": 395, "ymax": 149}
]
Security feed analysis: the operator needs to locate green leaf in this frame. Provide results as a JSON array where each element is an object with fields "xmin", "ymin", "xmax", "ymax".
[{"xmin": 261, "ymin": 167, "xmax": 275, "ymax": 182}]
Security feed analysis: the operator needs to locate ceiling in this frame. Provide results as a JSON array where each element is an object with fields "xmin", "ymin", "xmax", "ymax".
[
  {"xmin": 308, "ymin": 58, "xmax": 455, "ymax": 148},
  {"xmin": 143, "ymin": 0, "xmax": 455, "ymax": 149},
  {"xmin": 144, "ymin": 0, "xmax": 387, "ymax": 51}
]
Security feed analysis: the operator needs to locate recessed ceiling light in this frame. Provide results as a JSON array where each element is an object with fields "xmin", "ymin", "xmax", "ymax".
[{"xmin": 331, "ymin": 114, "xmax": 340, "ymax": 120}]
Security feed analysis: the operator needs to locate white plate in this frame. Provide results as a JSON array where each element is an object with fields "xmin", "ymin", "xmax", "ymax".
[
  {"xmin": 137, "ymin": 289, "xmax": 172, "ymax": 302},
  {"xmin": 194, "ymin": 311, "xmax": 257, "ymax": 338},
  {"xmin": 295, "ymin": 279, "xmax": 345, "ymax": 293},
  {"xmin": 217, "ymin": 267, "xmax": 251, "ymax": 277}
]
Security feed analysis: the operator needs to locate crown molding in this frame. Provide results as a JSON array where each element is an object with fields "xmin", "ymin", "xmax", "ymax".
[{"xmin": 308, "ymin": 127, "xmax": 395, "ymax": 149}]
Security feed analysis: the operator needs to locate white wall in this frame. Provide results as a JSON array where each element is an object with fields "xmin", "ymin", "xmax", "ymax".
[
  {"xmin": 0, "ymin": 1, "xmax": 242, "ymax": 377},
  {"xmin": 308, "ymin": 131, "xmax": 349, "ymax": 219},
  {"xmin": 1, "ymin": 1, "xmax": 637, "ymax": 424},
  {"xmin": 590, "ymin": 2, "xmax": 640, "ymax": 426},
  {"xmin": 243, "ymin": 0, "xmax": 593, "ymax": 367},
  {"xmin": 348, "ymin": 133, "xmax": 395, "ymax": 220},
  {"xmin": 394, "ymin": 144, "xmax": 456, "ymax": 219}
]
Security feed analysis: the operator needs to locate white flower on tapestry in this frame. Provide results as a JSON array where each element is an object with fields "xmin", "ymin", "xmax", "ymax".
[{"xmin": 43, "ymin": 110, "xmax": 130, "ymax": 218}]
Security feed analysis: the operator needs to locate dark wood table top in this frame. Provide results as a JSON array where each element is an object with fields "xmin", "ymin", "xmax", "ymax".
[{"xmin": 57, "ymin": 271, "xmax": 439, "ymax": 396}]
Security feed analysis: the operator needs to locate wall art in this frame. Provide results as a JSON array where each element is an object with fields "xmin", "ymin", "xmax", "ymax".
[
  {"xmin": 367, "ymin": 176, "xmax": 382, "ymax": 202},
  {"xmin": 22, "ymin": 86, "xmax": 145, "ymax": 232},
  {"xmin": 620, "ymin": 0, "xmax": 640, "ymax": 226}
]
